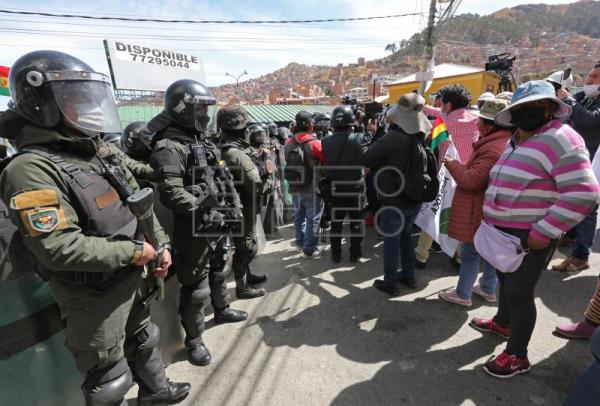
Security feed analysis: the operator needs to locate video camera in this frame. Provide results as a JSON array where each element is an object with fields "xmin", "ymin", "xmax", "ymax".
[{"xmin": 485, "ymin": 53, "xmax": 516, "ymax": 74}]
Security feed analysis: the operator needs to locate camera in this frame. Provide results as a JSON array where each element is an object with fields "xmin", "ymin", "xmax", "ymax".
[{"xmin": 485, "ymin": 53, "xmax": 516, "ymax": 74}]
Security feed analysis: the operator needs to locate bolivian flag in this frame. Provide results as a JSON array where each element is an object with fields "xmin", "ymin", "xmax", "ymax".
[
  {"xmin": 0, "ymin": 66, "xmax": 9, "ymax": 96},
  {"xmin": 430, "ymin": 116, "xmax": 449, "ymax": 151}
]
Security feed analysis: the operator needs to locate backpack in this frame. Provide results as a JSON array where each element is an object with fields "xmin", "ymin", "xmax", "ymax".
[
  {"xmin": 284, "ymin": 136, "xmax": 316, "ymax": 186},
  {"xmin": 402, "ymin": 137, "xmax": 439, "ymax": 204}
]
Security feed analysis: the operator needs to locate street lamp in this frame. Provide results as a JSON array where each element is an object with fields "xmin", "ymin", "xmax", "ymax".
[{"xmin": 225, "ymin": 70, "xmax": 248, "ymax": 104}]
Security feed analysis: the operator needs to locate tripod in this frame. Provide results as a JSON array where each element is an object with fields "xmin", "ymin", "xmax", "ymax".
[{"xmin": 496, "ymin": 70, "xmax": 516, "ymax": 93}]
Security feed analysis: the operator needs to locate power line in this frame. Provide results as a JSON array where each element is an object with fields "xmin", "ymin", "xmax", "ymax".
[{"xmin": 0, "ymin": 9, "xmax": 422, "ymax": 24}]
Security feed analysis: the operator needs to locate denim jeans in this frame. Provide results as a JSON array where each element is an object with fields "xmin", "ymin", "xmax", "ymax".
[
  {"xmin": 572, "ymin": 205, "xmax": 598, "ymax": 261},
  {"xmin": 456, "ymin": 242, "xmax": 497, "ymax": 299},
  {"xmin": 292, "ymin": 193, "xmax": 324, "ymax": 255},
  {"xmin": 378, "ymin": 205, "xmax": 421, "ymax": 282}
]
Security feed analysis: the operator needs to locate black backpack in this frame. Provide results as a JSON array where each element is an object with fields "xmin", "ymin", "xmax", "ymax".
[
  {"xmin": 284, "ymin": 136, "xmax": 316, "ymax": 186},
  {"xmin": 402, "ymin": 137, "xmax": 439, "ymax": 204}
]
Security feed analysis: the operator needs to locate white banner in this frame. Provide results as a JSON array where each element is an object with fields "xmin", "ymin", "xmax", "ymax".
[
  {"xmin": 104, "ymin": 40, "xmax": 206, "ymax": 91},
  {"xmin": 415, "ymin": 142, "xmax": 459, "ymax": 257}
]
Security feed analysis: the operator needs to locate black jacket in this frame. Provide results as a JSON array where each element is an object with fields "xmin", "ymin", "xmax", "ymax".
[
  {"xmin": 322, "ymin": 131, "xmax": 365, "ymax": 195},
  {"xmin": 566, "ymin": 92, "xmax": 600, "ymax": 158},
  {"xmin": 361, "ymin": 125, "xmax": 420, "ymax": 209}
]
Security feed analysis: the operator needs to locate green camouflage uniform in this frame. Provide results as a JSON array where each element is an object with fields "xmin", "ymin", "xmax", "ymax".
[{"xmin": 0, "ymin": 124, "xmax": 171, "ymax": 395}]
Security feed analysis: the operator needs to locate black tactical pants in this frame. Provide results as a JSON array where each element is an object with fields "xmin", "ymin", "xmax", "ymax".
[
  {"xmin": 174, "ymin": 232, "xmax": 229, "ymax": 345},
  {"xmin": 329, "ymin": 196, "xmax": 363, "ymax": 257}
]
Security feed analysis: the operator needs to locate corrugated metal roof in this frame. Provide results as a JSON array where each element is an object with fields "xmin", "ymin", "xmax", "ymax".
[
  {"xmin": 244, "ymin": 105, "xmax": 332, "ymax": 124},
  {"xmin": 117, "ymin": 104, "xmax": 333, "ymax": 127}
]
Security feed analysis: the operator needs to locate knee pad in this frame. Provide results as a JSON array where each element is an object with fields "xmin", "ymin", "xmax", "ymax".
[
  {"xmin": 83, "ymin": 359, "xmax": 133, "ymax": 406},
  {"xmin": 136, "ymin": 322, "xmax": 160, "ymax": 353}
]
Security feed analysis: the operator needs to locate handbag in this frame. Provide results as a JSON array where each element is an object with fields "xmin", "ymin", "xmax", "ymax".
[{"xmin": 474, "ymin": 221, "xmax": 529, "ymax": 273}]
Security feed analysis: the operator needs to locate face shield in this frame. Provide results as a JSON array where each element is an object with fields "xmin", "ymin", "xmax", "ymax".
[
  {"xmin": 194, "ymin": 103, "xmax": 211, "ymax": 133},
  {"xmin": 44, "ymin": 71, "xmax": 121, "ymax": 137}
]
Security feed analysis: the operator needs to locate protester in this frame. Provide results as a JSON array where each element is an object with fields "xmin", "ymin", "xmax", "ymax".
[
  {"xmin": 476, "ymin": 91, "xmax": 495, "ymax": 109},
  {"xmin": 470, "ymin": 80, "xmax": 599, "ymax": 378},
  {"xmin": 284, "ymin": 111, "xmax": 325, "ymax": 258},
  {"xmin": 438, "ymin": 98, "xmax": 512, "ymax": 307},
  {"xmin": 546, "ymin": 69, "xmax": 574, "ymax": 94},
  {"xmin": 362, "ymin": 93, "xmax": 432, "ymax": 295},
  {"xmin": 551, "ymin": 62, "xmax": 600, "ymax": 274},
  {"xmin": 416, "ymin": 84, "xmax": 479, "ymax": 269}
]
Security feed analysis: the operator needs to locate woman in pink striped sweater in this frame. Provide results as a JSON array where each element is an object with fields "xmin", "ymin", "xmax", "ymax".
[{"xmin": 469, "ymin": 81, "xmax": 600, "ymax": 379}]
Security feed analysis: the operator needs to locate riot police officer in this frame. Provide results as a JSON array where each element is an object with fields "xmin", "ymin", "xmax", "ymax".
[
  {"xmin": 321, "ymin": 105, "xmax": 366, "ymax": 263},
  {"xmin": 313, "ymin": 113, "xmax": 332, "ymax": 139},
  {"xmin": 148, "ymin": 79, "xmax": 248, "ymax": 366},
  {"xmin": 119, "ymin": 121, "xmax": 156, "ymax": 182},
  {"xmin": 0, "ymin": 50, "xmax": 190, "ymax": 405},
  {"xmin": 219, "ymin": 106, "xmax": 268, "ymax": 295}
]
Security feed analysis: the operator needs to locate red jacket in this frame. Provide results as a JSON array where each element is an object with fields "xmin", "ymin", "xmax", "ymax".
[
  {"xmin": 446, "ymin": 129, "xmax": 511, "ymax": 243},
  {"xmin": 286, "ymin": 132, "xmax": 324, "ymax": 163}
]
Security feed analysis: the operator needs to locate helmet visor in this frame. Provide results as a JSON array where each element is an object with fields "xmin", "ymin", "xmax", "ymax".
[
  {"xmin": 194, "ymin": 103, "xmax": 211, "ymax": 133},
  {"xmin": 51, "ymin": 78, "xmax": 121, "ymax": 136}
]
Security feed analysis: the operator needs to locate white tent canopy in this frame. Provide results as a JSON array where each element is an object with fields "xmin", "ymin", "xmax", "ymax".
[{"xmin": 388, "ymin": 63, "xmax": 484, "ymax": 85}]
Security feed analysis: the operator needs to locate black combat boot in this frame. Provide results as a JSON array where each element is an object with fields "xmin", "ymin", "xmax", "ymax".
[
  {"xmin": 137, "ymin": 380, "xmax": 191, "ymax": 405},
  {"xmin": 187, "ymin": 342, "xmax": 212, "ymax": 366},
  {"xmin": 214, "ymin": 307, "xmax": 248, "ymax": 324},
  {"xmin": 236, "ymin": 276, "xmax": 266, "ymax": 299},
  {"xmin": 247, "ymin": 271, "xmax": 267, "ymax": 285}
]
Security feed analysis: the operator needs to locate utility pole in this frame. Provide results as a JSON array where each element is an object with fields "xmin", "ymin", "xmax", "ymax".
[{"xmin": 419, "ymin": 0, "xmax": 437, "ymax": 94}]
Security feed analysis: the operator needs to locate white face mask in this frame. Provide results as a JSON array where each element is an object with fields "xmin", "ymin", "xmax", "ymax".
[
  {"xmin": 76, "ymin": 103, "xmax": 105, "ymax": 130},
  {"xmin": 584, "ymin": 84, "xmax": 600, "ymax": 98}
]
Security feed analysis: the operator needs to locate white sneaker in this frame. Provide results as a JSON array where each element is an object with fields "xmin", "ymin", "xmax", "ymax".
[
  {"xmin": 303, "ymin": 248, "xmax": 324, "ymax": 259},
  {"xmin": 472, "ymin": 284, "xmax": 497, "ymax": 303}
]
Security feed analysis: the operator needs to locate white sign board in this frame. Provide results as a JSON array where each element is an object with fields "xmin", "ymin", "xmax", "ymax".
[{"xmin": 104, "ymin": 40, "xmax": 206, "ymax": 91}]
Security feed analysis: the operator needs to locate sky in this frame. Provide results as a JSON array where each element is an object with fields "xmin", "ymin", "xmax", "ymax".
[{"xmin": 0, "ymin": 0, "xmax": 583, "ymax": 108}]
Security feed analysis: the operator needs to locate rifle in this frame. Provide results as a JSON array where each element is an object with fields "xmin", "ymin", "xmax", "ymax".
[{"xmin": 127, "ymin": 187, "xmax": 165, "ymax": 301}]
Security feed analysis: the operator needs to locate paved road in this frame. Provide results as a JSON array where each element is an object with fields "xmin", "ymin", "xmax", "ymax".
[{"xmin": 128, "ymin": 224, "xmax": 598, "ymax": 406}]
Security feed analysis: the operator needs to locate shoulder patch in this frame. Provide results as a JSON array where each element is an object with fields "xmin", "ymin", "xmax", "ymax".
[
  {"xmin": 27, "ymin": 207, "xmax": 59, "ymax": 233},
  {"xmin": 243, "ymin": 161, "xmax": 254, "ymax": 171},
  {"xmin": 11, "ymin": 189, "xmax": 68, "ymax": 237}
]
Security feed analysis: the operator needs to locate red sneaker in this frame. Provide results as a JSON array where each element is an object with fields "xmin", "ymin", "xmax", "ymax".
[
  {"xmin": 469, "ymin": 317, "xmax": 510, "ymax": 339},
  {"xmin": 484, "ymin": 351, "xmax": 531, "ymax": 378}
]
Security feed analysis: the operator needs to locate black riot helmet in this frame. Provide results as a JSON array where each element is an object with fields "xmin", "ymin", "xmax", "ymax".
[
  {"xmin": 247, "ymin": 123, "xmax": 267, "ymax": 147},
  {"xmin": 102, "ymin": 132, "xmax": 123, "ymax": 149},
  {"xmin": 266, "ymin": 121, "xmax": 278, "ymax": 138},
  {"xmin": 331, "ymin": 105, "xmax": 357, "ymax": 129},
  {"xmin": 164, "ymin": 79, "xmax": 216, "ymax": 132},
  {"xmin": 121, "ymin": 120, "xmax": 153, "ymax": 160},
  {"xmin": 9, "ymin": 50, "xmax": 122, "ymax": 137},
  {"xmin": 313, "ymin": 113, "xmax": 331, "ymax": 135}
]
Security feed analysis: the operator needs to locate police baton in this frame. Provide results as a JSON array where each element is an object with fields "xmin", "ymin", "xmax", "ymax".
[{"xmin": 127, "ymin": 187, "xmax": 165, "ymax": 301}]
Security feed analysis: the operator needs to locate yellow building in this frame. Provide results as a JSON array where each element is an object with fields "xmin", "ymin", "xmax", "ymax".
[{"xmin": 385, "ymin": 63, "xmax": 501, "ymax": 104}]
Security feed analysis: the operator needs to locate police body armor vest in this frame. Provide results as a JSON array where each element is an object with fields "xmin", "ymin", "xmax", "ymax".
[{"xmin": 24, "ymin": 147, "xmax": 138, "ymax": 284}]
